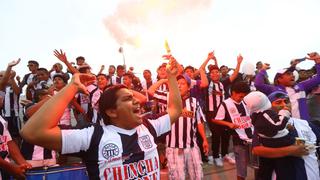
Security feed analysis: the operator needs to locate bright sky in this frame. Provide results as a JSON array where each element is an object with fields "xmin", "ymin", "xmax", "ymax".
[{"xmin": 1, "ymin": 0, "xmax": 319, "ymax": 80}]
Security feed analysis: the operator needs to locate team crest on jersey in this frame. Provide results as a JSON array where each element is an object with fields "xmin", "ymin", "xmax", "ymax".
[
  {"xmin": 139, "ymin": 135, "xmax": 153, "ymax": 149},
  {"xmin": 102, "ymin": 143, "xmax": 119, "ymax": 160},
  {"xmin": 230, "ymin": 107, "xmax": 237, "ymax": 114}
]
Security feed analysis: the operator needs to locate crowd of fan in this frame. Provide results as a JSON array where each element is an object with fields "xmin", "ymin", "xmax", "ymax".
[{"xmin": 1, "ymin": 49, "xmax": 320, "ymax": 179}]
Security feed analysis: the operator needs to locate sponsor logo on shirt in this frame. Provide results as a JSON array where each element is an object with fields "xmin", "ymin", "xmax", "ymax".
[
  {"xmin": 234, "ymin": 116, "xmax": 252, "ymax": 129},
  {"xmin": 181, "ymin": 108, "xmax": 194, "ymax": 118},
  {"xmin": 103, "ymin": 156, "xmax": 159, "ymax": 179},
  {"xmin": 139, "ymin": 135, "xmax": 153, "ymax": 149},
  {"xmin": 102, "ymin": 143, "xmax": 119, "ymax": 160},
  {"xmin": 0, "ymin": 135, "xmax": 8, "ymax": 152}
]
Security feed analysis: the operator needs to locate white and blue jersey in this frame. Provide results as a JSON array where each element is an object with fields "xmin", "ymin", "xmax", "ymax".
[{"xmin": 288, "ymin": 118, "xmax": 320, "ymax": 180}]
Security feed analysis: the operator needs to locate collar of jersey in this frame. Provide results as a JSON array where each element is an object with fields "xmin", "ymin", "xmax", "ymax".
[{"xmin": 107, "ymin": 125, "xmax": 137, "ymax": 135}]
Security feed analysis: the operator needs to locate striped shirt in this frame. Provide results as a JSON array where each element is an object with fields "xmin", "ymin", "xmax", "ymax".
[
  {"xmin": 61, "ymin": 114, "xmax": 171, "ymax": 180},
  {"xmin": 166, "ymin": 97, "xmax": 205, "ymax": 148},
  {"xmin": 2, "ymin": 86, "xmax": 19, "ymax": 117},
  {"xmin": 153, "ymin": 89, "xmax": 168, "ymax": 114},
  {"xmin": 76, "ymin": 84, "xmax": 97, "ymax": 114},
  {"xmin": 90, "ymin": 87, "xmax": 103, "ymax": 123},
  {"xmin": 206, "ymin": 80, "xmax": 231, "ymax": 115},
  {"xmin": 111, "ymin": 76, "xmax": 123, "ymax": 85}
]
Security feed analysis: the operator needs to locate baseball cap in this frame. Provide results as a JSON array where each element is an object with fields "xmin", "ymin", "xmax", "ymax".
[
  {"xmin": 273, "ymin": 66, "xmax": 296, "ymax": 84},
  {"xmin": 176, "ymin": 74, "xmax": 191, "ymax": 85},
  {"xmin": 267, "ymin": 91, "xmax": 288, "ymax": 103}
]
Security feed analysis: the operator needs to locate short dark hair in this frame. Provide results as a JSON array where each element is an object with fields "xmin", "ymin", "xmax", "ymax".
[
  {"xmin": 117, "ymin": 65, "xmax": 125, "ymax": 70},
  {"xmin": 37, "ymin": 68, "xmax": 49, "ymax": 74},
  {"xmin": 209, "ymin": 65, "xmax": 219, "ymax": 72},
  {"xmin": 99, "ymin": 84, "xmax": 128, "ymax": 125},
  {"xmin": 34, "ymin": 89, "xmax": 49, "ymax": 103},
  {"xmin": 96, "ymin": 73, "xmax": 110, "ymax": 80},
  {"xmin": 220, "ymin": 65, "xmax": 228, "ymax": 70},
  {"xmin": 184, "ymin": 65, "xmax": 195, "ymax": 72},
  {"xmin": 157, "ymin": 63, "xmax": 167, "ymax": 71},
  {"xmin": 123, "ymin": 73, "xmax": 133, "ymax": 79},
  {"xmin": 76, "ymin": 56, "xmax": 85, "ymax": 61},
  {"xmin": 28, "ymin": 60, "xmax": 39, "ymax": 66},
  {"xmin": 53, "ymin": 73, "xmax": 68, "ymax": 83},
  {"xmin": 231, "ymin": 81, "xmax": 251, "ymax": 94},
  {"xmin": 143, "ymin": 69, "xmax": 151, "ymax": 74}
]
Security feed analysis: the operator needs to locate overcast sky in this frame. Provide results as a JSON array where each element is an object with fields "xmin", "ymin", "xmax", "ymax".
[{"xmin": 1, "ymin": 0, "xmax": 319, "ymax": 80}]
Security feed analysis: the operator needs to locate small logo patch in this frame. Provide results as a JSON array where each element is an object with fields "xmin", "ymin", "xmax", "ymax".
[
  {"xmin": 230, "ymin": 107, "xmax": 237, "ymax": 114},
  {"xmin": 139, "ymin": 135, "xmax": 153, "ymax": 149},
  {"xmin": 102, "ymin": 143, "xmax": 119, "ymax": 160}
]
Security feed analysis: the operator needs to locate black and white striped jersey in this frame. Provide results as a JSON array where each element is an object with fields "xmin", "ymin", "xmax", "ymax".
[
  {"xmin": 61, "ymin": 114, "xmax": 171, "ymax": 179},
  {"xmin": 207, "ymin": 81, "xmax": 225, "ymax": 113},
  {"xmin": 1, "ymin": 86, "xmax": 19, "ymax": 117},
  {"xmin": 166, "ymin": 97, "xmax": 205, "ymax": 148}
]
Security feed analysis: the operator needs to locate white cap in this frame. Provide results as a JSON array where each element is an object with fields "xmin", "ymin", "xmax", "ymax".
[{"xmin": 243, "ymin": 91, "xmax": 271, "ymax": 114}]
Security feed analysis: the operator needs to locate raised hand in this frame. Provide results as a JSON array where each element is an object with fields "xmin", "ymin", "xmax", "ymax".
[
  {"xmin": 307, "ymin": 52, "xmax": 320, "ymax": 64},
  {"xmin": 165, "ymin": 55, "xmax": 179, "ymax": 77},
  {"xmin": 262, "ymin": 63, "xmax": 271, "ymax": 71},
  {"xmin": 207, "ymin": 51, "xmax": 216, "ymax": 61},
  {"xmin": 9, "ymin": 70, "xmax": 16, "ymax": 79},
  {"xmin": 8, "ymin": 58, "xmax": 21, "ymax": 67},
  {"xmin": 237, "ymin": 54, "xmax": 243, "ymax": 64},
  {"xmin": 16, "ymin": 75, "xmax": 21, "ymax": 82},
  {"xmin": 53, "ymin": 49, "xmax": 68, "ymax": 63}
]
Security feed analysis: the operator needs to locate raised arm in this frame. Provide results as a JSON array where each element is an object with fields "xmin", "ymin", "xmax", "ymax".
[
  {"xmin": 229, "ymin": 54, "xmax": 243, "ymax": 82},
  {"xmin": 297, "ymin": 52, "xmax": 320, "ymax": 92},
  {"xmin": 97, "ymin": 65, "xmax": 105, "ymax": 75},
  {"xmin": 147, "ymin": 79, "xmax": 168, "ymax": 96},
  {"xmin": 166, "ymin": 56, "xmax": 182, "ymax": 124},
  {"xmin": 8, "ymin": 71, "xmax": 21, "ymax": 95},
  {"xmin": 131, "ymin": 89, "xmax": 147, "ymax": 105},
  {"xmin": 53, "ymin": 49, "xmax": 79, "ymax": 74},
  {"xmin": 254, "ymin": 64, "xmax": 276, "ymax": 95},
  {"xmin": 25, "ymin": 96, "xmax": 51, "ymax": 118},
  {"xmin": 199, "ymin": 52, "xmax": 217, "ymax": 71},
  {"xmin": 198, "ymin": 68, "xmax": 209, "ymax": 88},
  {"xmin": 20, "ymin": 73, "xmax": 94, "ymax": 151},
  {"xmin": 0, "ymin": 59, "xmax": 21, "ymax": 91}
]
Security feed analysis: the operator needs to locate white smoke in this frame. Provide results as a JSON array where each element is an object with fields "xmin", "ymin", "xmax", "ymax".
[{"xmin": 104, "ymin": 0, "xmax": 212, "ymax": 46}]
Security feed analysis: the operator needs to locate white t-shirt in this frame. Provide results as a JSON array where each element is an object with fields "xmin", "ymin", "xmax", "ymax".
[{"xmin": 61, "ymin": 114, "xmax": 171, "ymax": 179}]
